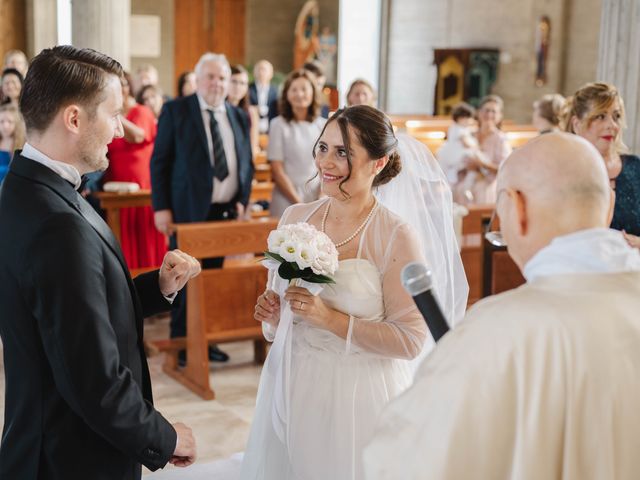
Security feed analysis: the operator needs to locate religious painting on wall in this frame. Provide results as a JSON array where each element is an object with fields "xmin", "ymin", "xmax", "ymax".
[
  {"xmin": 317, "ymin": 26, "xmax": 337, "ymax": 84},
  {"xmin": 293, "ymin": 0, "xmax": 320, "ymax": 69},
  {"xmin": 535, "ymin": 15, "xmax": 551, "ymax": 86},
  {"xmin": 433, "ymin": 49, "xmax": 499, "ymax": 115}
]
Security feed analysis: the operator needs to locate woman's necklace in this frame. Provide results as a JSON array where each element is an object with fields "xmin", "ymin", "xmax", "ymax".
[{"xmin": 321, "ymin": 198, "xmax": 379, "ymax": 248}]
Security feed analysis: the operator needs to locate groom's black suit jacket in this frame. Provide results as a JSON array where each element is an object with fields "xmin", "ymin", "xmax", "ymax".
[{"xmin": 0, "ymin": 154, "xmax": 176, "ymax": 479}]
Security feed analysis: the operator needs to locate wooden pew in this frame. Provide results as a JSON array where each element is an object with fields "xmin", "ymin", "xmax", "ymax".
[
  {"xmin": 96, "ymin": 190, "xmax": 153, "ymax": 245},
  {"xmin": 482, "ymin": 240, "xmax": 525, "ymax": 296},
  {"xmin": 153, "ymin": 218, "xmax": 279, "ymax": 400},
  {"xmin": 459, "ymin": 205, "xmax": 494, "ymax": 305},
  {"xmin": 258, "ymin": 133, "xmax": 269, "ymax": 151}
]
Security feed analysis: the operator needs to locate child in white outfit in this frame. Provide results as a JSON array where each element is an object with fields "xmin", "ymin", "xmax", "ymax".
[{"xmin": 437, "ymin": 103, "xmax": 480, "ymax": 203}]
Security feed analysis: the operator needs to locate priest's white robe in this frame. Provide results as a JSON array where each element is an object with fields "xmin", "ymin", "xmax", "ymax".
[{"xmin": 364, "ymin": 229, "xmax": 640, "ymax": 480}]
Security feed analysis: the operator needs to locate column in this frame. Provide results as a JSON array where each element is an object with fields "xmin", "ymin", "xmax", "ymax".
[
  {"xmin": 597, "ymin": 0, "xmax": 640, "ymax": 152},
  {"xmin": 72, "ymin": 0, "xmax": 131, "ymax": 70},
  {"xmin": 26, "ymin": 0, "xmax": 57, "ymax": 56}
]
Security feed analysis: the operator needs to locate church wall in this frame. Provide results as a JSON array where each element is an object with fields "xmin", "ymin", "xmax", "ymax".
[
  {"xmin": 386, "ymin": 0, "xmax": 601, "ymax": 122},
  {"xmin": 245, "ymin": 0, "xmax": 339, "ymax": 82},
  {"xmin": 130, "ymin": 0, "xmax": 175, "ymax": 96},
  {"xmin": 563, "ymin": 0, "xmax": 602, "ymax": 96}
]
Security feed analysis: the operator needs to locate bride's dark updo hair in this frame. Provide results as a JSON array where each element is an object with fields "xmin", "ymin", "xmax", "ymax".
[{"xmin": 312, "ymin": 105, "xmax": 401, "ymax": 196}]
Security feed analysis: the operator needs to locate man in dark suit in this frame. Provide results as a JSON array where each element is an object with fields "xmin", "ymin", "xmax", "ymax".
[
  {"xmin": 151, "ymin": 52, "xmax": 254, "ymax": 363},
  {"xmin": 249, "ymin": 59, "xmax": 279, "ymax": 133},
  {"xmin": 0, "ymin": 45, "xmax": 200, "ymax": 479}
]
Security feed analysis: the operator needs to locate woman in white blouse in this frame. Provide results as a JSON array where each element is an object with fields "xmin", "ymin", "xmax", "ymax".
[{"xmin": 268, "ymin": 69, "xmax": 326, "ymax": 217}]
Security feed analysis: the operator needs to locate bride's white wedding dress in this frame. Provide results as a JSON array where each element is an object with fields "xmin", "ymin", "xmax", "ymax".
[{"xmin": 240, "ymin": 198, "xmax": 428, "ymax": 480}]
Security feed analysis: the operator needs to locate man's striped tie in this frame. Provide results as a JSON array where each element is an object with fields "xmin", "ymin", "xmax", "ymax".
[{"xmin": 208, "ymin": 109, "xmax": 229, "ymax": 181}]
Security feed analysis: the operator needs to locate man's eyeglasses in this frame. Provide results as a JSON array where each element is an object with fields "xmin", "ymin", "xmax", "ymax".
[
  {"xmin": 484, "ymin": 188, "xmax": 507, "ymax": 247},
  {"xmin": 484, "ymin": 209, "xmax": 506, "ymax": 247}
]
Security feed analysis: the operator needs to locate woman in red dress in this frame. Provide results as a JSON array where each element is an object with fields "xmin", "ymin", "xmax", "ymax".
[{"xmin": 105, "ymin": 73, "xmax": 167, "ymax": 269}]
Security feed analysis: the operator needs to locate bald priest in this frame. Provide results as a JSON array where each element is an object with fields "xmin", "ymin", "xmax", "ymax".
[{"xmin": 364, "ymin": 133, "xmax": 640, "ymax": 480}]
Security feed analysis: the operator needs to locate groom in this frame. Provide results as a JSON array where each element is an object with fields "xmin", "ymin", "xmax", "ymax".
[{"xmin": 0, "ymin": 46, "xmax": 199, "ymax": 479}]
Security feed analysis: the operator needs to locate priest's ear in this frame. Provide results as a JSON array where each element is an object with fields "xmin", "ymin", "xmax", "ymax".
[{"xmin": 509, "ymin": 188, "xmax": 528, "ymax": 237}]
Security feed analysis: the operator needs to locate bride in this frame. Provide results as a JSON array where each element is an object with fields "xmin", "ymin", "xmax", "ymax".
[{"xmin": 241, "ymin": 105, "xmax": 467, "ymax": 480}]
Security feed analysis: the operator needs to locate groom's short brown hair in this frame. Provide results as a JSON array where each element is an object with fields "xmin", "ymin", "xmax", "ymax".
[{"xmin": 20, "ymin": 45, "xmax": 123, "ymax": 134}]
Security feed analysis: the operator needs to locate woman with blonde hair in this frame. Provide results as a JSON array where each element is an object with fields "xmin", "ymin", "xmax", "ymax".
[
  {"xmin": 0, "ymin": 103, "xmax": 25, "ymax": 182},
  {"xmin": 564, "ymin": 82, "xmax": 640, "ymax": 248}
]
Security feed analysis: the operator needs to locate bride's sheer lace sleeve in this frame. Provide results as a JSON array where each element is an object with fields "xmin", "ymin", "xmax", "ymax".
[{"xmin": 347, "ymin": 215, "xmax": 428, "ymax": 360}]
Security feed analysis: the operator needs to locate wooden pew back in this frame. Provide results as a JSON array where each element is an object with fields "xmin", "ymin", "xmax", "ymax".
[{"xmin": 161, "ymin": 218, "xmax": 278, "ymax": 399}]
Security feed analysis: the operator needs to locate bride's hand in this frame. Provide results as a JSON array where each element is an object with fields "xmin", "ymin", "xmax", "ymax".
[
  {"xmin": 285, "ymin": 286, "xmax": 334, "ymax": 328},
  {"xmin": 254, "ymin": 290, "xmax": 280, "ymax": 326}
]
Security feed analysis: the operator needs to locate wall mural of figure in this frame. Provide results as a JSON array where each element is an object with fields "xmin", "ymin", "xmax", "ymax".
[
  {"xmin": 317, "ymin": 26, "xmax": 337, "ymax": 85},
  {"xmin": 294, "ymin": 0, "xmax": 320, "ymax": 70},
  {"xmin": 535, "ymin": 15, "xmax": 551, "ymax": 86}
]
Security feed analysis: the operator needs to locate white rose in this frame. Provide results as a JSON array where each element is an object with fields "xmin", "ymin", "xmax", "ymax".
[{"xmin": 312, "ymin": 250, "xmax": 338, "ymax": 276}]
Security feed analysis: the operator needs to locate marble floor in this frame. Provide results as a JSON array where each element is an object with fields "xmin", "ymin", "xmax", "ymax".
[{"xmin": 0, "ymin": 314, "xmax": 263, "ymax": 477}]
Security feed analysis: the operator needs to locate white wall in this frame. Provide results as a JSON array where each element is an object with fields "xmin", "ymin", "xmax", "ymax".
[
  {"xmin": 337, "ymin": 0, "xmax": 382, "ymax": 107},
  {"xmin": 385, "ymin": 0, "xmax": 602, "ymax": 122}
]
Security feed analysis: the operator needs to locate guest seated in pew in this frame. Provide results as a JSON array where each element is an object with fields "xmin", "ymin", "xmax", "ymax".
[
  {"xmin": 454, "ymin": 94, "xmax": 512, "ymax": 203},
  {"xmin": 268, "ymin": 69, "xmax": 325, "ymax": 217},
  {"xmin": 564, "ymin": 82, "xmax": 640, "ymax": 249},
  {"xmin": 346, "ymin": 78, "xmax": 377, "ymax": 107},
  {"xmin": 365, "ymin": 132, "xmax": 640, "ymax": 480},
  {"xmin": 532, "ymin": 93, "xmax": 564, "ymax": 134},
  {"xmin": 151, "ymin": 52, "xmax": 254, "ymax": 365}
]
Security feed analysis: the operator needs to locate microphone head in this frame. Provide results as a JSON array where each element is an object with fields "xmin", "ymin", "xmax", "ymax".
[{"xmin": 401, "ymin": 262, "xmax": 433, "ymax": 296}]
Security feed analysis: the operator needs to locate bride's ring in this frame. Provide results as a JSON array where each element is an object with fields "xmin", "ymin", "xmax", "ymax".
[{"xmin": 299, "ymin": 301, "xmax": 305, "ymax": 310}]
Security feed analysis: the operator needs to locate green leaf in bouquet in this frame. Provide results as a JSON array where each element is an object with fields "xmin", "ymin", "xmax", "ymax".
[
  {"xmin": 264, "ymin": 251, "xmax": 285, "ymax": 263},
  {"xmin": 278, "ymin": 261, "xmax": 302, "ymax": 280},
  {"xmin": 302, "ymin": 272, "xmax": 336, "ymax": 284}
]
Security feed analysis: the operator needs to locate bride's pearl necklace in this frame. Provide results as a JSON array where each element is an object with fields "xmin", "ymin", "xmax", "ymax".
[{"xmin": 321, "ymin": 199, "xmax": 379, "ymax": 248}]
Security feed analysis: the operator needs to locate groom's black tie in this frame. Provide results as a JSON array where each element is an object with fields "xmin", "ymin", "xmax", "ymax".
[{"xmin": 208, "ymin": 109, "xmax": 229, "ymax": 181}]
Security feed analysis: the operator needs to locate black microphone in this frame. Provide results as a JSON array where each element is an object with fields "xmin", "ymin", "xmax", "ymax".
[{"xmin": 401, "ymin": 262, "xmax": 450, "ymax": 342}]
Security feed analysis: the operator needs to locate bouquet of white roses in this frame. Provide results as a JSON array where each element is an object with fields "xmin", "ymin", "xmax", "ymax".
[{"xmin": 264, "ymin": 222, "xmax": 339, "ymax": 284}]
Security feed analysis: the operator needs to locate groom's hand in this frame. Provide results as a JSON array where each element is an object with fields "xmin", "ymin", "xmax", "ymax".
[
  {"xmin": 159, "ymin": 250, "xmax": 201, "ymax": 297},
  {"xmin": 171, "ymin": 422, "xmax": 197, "ymax": 467}
]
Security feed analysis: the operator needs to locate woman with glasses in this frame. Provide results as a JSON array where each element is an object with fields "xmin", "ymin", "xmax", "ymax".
[{"xmin": 563, "ymin": 82, "xmax": 640, "ymax": 248}]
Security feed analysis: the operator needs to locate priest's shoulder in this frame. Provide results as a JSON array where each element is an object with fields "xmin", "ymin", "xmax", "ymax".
[{"xmin": 461, "ymin": 282, "xmax": 565, "ymax": 335}]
